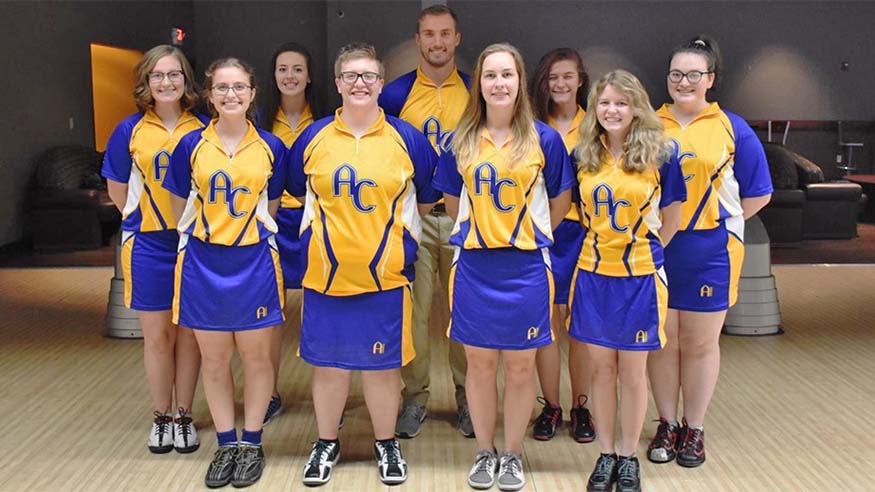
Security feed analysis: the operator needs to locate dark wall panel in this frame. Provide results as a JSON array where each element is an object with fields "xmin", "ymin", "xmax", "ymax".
[
  {"xmin": 3, "ymin": 1, "xmax": 875, "ymax": 246},
  {"xmin": 325, "ymin": 0, "xmax": 875, "ymax": 170},
  {"xmin": 192, "ymin": 0, "xmax": 327, "ymax": 115},
  {"xmin": 2, "ymin": 1, "xmax": 193, "ymax": 246},
  {"xmin": 325, "ymin": 0, "xmax": 875, "ymax": 121}
]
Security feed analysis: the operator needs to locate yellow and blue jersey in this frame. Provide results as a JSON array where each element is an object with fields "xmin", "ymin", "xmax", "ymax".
[
  {"xmin": 379, "ymin": 66, "xmax": 471, "ymax": 154},
  {"xmin": 101, "ymin": 110, "xmax": 209, "ymax": 232},
  {"xmin": 657, "ymin": 102, "xmax": 772, "ymax": 232},
  {"xmin": 547, "ymin": 106, "xmax": 586, "ymax": 223},
  {"xmin": 271, "ymin": 105, "xmax": 314, "ymax": 210},
  {"xmin": 576, "ymin": 139, "xmax": 686, "ymax": 277},
  {"xmin": 285, "ymin": 109, "xmax": 441, "ymax": 296},
  {"xmin": 433, "ymin": 121, "xmax": 576, "ymax": 250},
  {"xmin": 163, "ymin": 120, "xmax": 287, "ymax": 247}
]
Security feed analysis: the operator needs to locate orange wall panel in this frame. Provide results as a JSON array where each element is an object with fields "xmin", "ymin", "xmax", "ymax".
[{"xmin": 91, "ymin": 44, "xmax": 142, "ymax": 152}]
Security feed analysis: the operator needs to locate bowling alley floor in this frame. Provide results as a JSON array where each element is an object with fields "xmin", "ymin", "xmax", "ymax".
[{"xmin": 0, "ymin": 265, "xmax": 873, "ymax": 491}]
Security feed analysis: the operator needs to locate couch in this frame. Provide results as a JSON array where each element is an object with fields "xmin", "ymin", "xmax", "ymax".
[
  {"xmin": 28, "ymin": 145, "xmax": 120, "ymax": 251},
  {"xmin": 759, "ymin": 142, "xmax": 864, "ymax": 245}
]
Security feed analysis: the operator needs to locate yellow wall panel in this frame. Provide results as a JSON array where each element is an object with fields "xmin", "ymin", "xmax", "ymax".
[{"xmin": 91, "ymin": 44, "xmax": 142, "ymax": 152}]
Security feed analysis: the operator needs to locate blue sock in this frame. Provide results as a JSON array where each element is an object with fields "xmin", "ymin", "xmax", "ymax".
[
  {"xmin": 241, "ymin": 429, "xmax": 263, "ymax": 446},
  {"xmin": 217, "ymin": 429, "xmax": 237, "ymax": 448}
]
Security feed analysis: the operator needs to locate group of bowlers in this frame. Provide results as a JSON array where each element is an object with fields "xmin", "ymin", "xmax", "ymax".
[{"xmin": 101, "ymin": 4, "xmax": 772, "ymax": 491}]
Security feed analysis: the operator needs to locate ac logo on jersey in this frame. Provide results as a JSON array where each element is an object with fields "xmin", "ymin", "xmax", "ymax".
[
  {"xmin": 592, "ymin": 183, "xmax": 630, "ymax": 232},
  {"xmin": 372, "ymin": 341, "xmax": 385, "ymax": 355},
  {"xmin": 422, "ymin": 116, "xmax": 452, "ymax": 154},
  {"xmin": 699, "ymin": 284, "xmax": 713, "ymax": 297},
  {"xmin": 669, "ymin": 138, "xmax": 696, "ymax": 182},
  {"xmin": 526, "ymin": 327, "xmax": 540, "ymax": 340},
  {"xmin": 474, "ymin": 162, "xmax": 516, "ymax": 212},
  {"xmin": 153, "ymin": 150, "xmax": 171, "ymax": 181},
  {"xmin": 209, "ymin": 170, "xmax": 251, "ymax": 218},
  {"xmin": 255, "ymin": 306, "xmax": 268, "ymax": 319},
  {"xmin": 333, "ymin": 164, "xmax": 377, "ymax": 213}
]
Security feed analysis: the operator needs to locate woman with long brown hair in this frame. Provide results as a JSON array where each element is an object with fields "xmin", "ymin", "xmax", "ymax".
[
  {"xmin": 101, "ymin": 44, "xmax": 205, "ymax": 456},
  {"xmin": 259, "ymin": 41, "xmax": 321, "ymax": 426},
  {"xmin": 528, "ymin": 47, "xmax": 595, "ymax": 444},
  {"xmin": 647, "ymin": 35, "xmax": 772, "ymax": 470},
  {"xmin": 164, "ymin": 57, "xmax": 287, "ymax": 488}
]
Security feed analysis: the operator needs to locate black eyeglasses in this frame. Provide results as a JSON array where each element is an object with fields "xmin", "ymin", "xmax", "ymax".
[
  {"xmin": 667, "ymin": 70, "xmax": 712, "ymax": 84},
  {"xmin": 339, "ymin": 71, "xmax": 381, "ymax": 85},
  {"xmin": 212, "ymin": 83, "xmax": 252, "ymax": 95},
  {"xmin": 148, "ymin": 71, "xmax": 184, "ymax": 83}
]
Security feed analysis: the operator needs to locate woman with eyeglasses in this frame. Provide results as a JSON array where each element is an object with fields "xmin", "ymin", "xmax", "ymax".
[
  {"xmin": 101, "ymin": 44, "xmax": 206, "ymax": 456},
  {"xmin": 528, "ymin": 47, "xmax": 595, "ymax": 445},
  {"xmin": 286, "ymin": 43, "xmax": 439, "ymax": 487},
  {"xmin": 434, "ymin": 43, "xmax": 574, "ymax": 491},
  {"xmin": 646, "ymin": 35, "xmax": 772, "ymax": 469},
  {"xmin": 163, "ymin": 57, "xmax": 287, "ymax": 488},
  {"xmin": 258, "ymin": 42, "xmax": 321, "ymax": 426},
  {"xmin": 569, "ymin": 70, "xmax": 685, "ymax": 492}
]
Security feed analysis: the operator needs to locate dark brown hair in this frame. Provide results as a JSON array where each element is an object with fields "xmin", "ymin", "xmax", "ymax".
[
  {"xmin": 670, "ymin": 35, "xmax": 723, "ymax": 89},
  {"xmin": 260, "ymin": 42, "xmax": 321, "ymax": 132},
  {"xmin": 530, "ymin": 48, "xmax": 589, "ymax": 121}
]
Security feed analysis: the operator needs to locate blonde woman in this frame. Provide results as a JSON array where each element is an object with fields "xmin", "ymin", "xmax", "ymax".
[
  {"xmin": 286, "ymin": 43, "xmax": 439, "ymax": 487},
  {"xmin": 567, "ymin": 70, "xmax": 685, "ymax": 492},
  {"xmin": 433, "ymin": 43, "xmax": 574, "ymax": 491}
]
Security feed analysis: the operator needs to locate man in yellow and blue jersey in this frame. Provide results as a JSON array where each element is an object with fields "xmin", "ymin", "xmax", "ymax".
[{"xmin": 378, "ymin": 4, "xmax": 473, "ymax": 439}]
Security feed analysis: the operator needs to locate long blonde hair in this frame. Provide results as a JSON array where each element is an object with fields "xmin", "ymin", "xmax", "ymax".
[
  {"xmin": 452, "ymin": 43, "xmax": 539, "ymax": 170},
  {"xmin": 574, "ymin": 70, "xmax": 668, "ymax": 173}
]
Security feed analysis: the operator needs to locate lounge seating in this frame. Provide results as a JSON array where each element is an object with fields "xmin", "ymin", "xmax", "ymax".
[
  {"xmin": 759, "ymin": 142, "xmax": 864, "ymax": 245},
  {"xmin": 28, "ymin": 145, "xmax": 120, "ymax": 251}
]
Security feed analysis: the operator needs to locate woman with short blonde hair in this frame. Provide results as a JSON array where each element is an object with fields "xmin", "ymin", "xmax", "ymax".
[{"xmin": 286, "ymin": 42, "xmax": 440, "ymax": 487}]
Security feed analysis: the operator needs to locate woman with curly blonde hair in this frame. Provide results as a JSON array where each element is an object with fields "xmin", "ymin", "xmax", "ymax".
[{"xmin": 567, "ymin": 70, "xmax": 685, "ymax": 492}]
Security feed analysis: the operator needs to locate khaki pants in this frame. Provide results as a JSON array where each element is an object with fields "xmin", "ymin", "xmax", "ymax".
[{"xmin": 402, "ymin": 211, "xmax": 467, "ymax": 407}]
